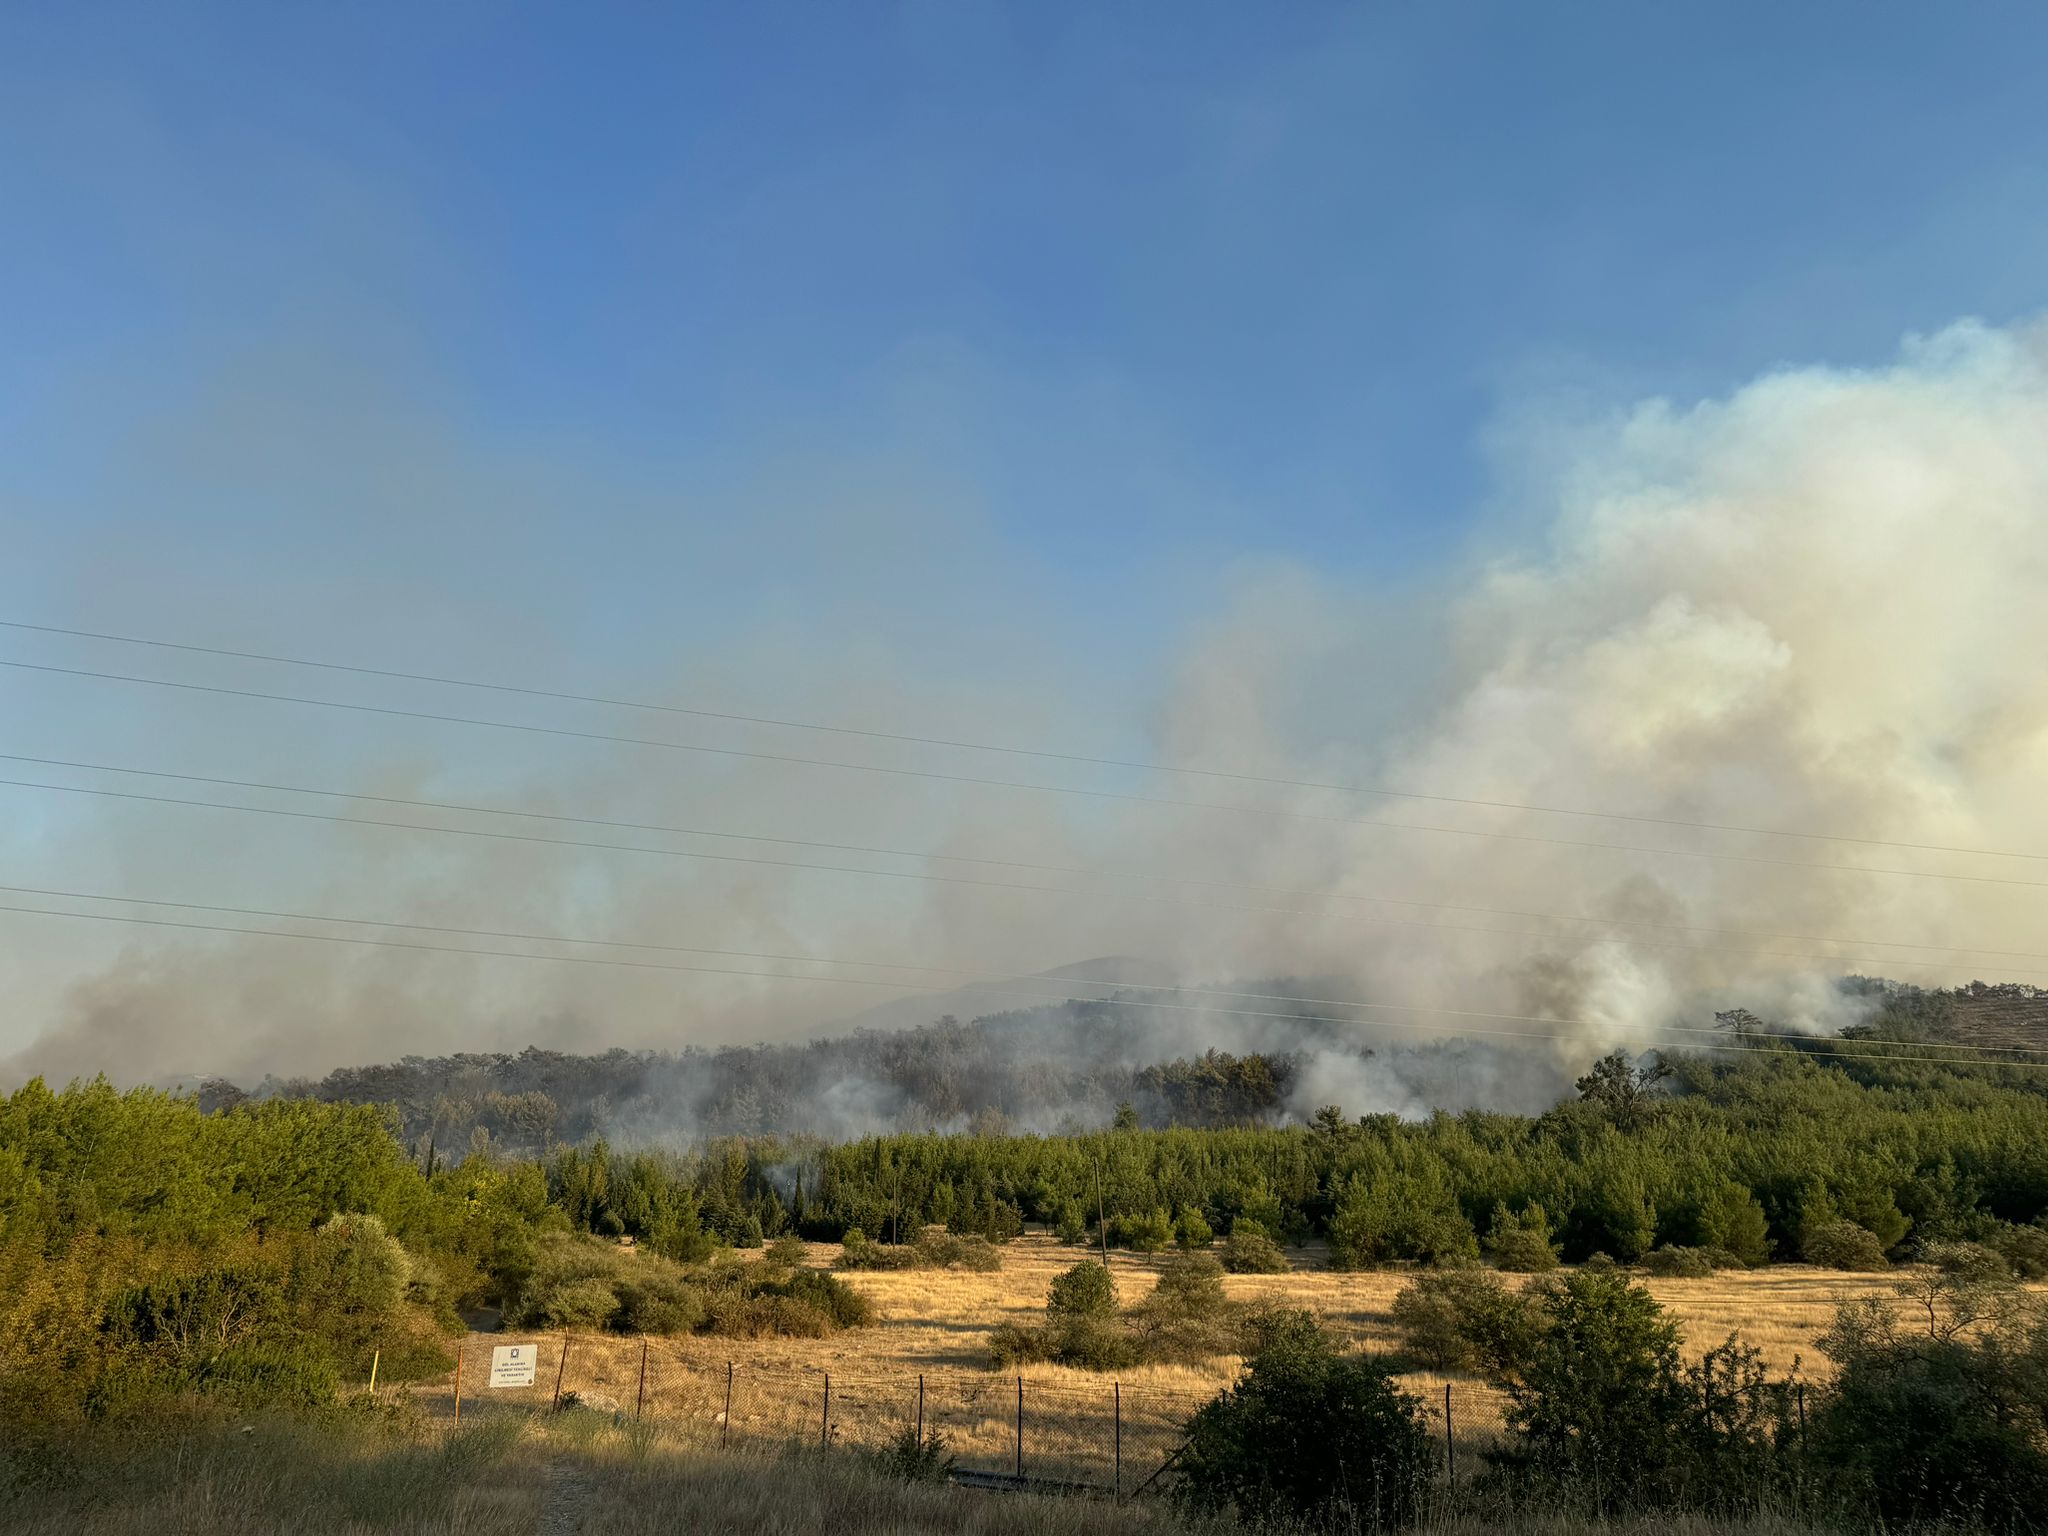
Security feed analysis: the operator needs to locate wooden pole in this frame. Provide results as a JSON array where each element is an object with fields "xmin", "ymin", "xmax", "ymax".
[
  {"xmin": 452, "ymin": 1338, "xmax": 464, "ymax": 1427},
  {"xmin": 1114, "ymin": 1381, "xmax": 1122, "ymax": 1503},
  {"xmin": 1444, "ymin": 1382, "xmax": 1454, "ymax": 1480},
  {"xmin": 367, "ymin": 1348, "xmax": 380, "ymax": 1395},
  {"xmin": 916, "ymin": 1373, "xmax": 925, "ymax": 1447},
  {"xmin": 636, "ymin": 1339, "xmax": 648, "ymax": 1418},
  {"xmin": 1015, "ymin": 1376, "xmax": 1024, "ymax": 1480},
  {"xmin": 551, "ymin": 1335, "xmax": 569, "ymax": 1411},
  {"xmin": 822, "ymin": 1372, "xmax": 831, "ymax": 1448},
  {"xmin": 1094, "ymin": 1156, "xmax": 1110, "ymax": 1268},
  {"xmin": 722, "ymin": 1362, "xmax": 734, "ymax": 1448}
]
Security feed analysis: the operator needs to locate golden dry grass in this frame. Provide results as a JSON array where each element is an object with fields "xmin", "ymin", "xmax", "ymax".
[
  {"xmin": 0, "ymin": 1408, "xmax": 1843, "ymax": 1536},
  {"xmin": 409, "ymin": 1237, "xmax": 1984, "ymax": 1477}
]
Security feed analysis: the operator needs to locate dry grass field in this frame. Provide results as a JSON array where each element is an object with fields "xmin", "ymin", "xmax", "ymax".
[
  {"xmin": 0, "ymin": 1408, "xmax": 1847, "ymax": 1536},
  {"xmin": 411, "ymin": 1237, "xmax": 1963, "ymax": 1483}
]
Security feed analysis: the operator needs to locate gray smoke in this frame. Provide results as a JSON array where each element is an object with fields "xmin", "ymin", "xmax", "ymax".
[{"xmin": 7, "ymin": 316, "xmax": 2048, "ymax": 1118}]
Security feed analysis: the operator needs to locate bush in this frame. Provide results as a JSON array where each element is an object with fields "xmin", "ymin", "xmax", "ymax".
[
  {"xmin": 836, "ymin": 1226, "xmax": 1001, "ymax": 1273},
  {"xmin": 763, "ymin": 1235, "xmax": 808, "ymax": 1270},
  {"xmin": 1174, "ymin": 1208, "xmax": 1214, "ymax": 1249},
  {"xmin": 1110, "ymin": 1209, "xmax": 1174, "ymax": 1253},
  {"xmin": 1053, "ymin": 1203, "xmax": 1087, "ymax": 1245},
  {"xmin": 1484, "ymin": 1202, "xmax": 1560, "ymax": 1272},
  {"xmin": 1499, "ymin": 1260, "xmax": 1687, "ymax": 1505},
  {"xmin": 1390, "ymin": 1269, "xmax": 1542, "ymax": 1375},
  {"xmin": 1328, "ymin": 1168, "xmax": 1477, "ymax": 1269},
  {"xmin": 1802, "ymin": 1220, "xmax": 1890, "ymax": 1271},
  {"xmin": 1218, "ymin": 1220, "xmax": 1289, "ymax": 1274},
  {"xmin": 1696, "ymin": 1181, "xmax": 1772, "ymax": 1267},
  {"xmin": 1148, "ymin": 1252, "xmax": 1227, "ymax": 1318},
  {"xmin": 1177, "ymin": 1314, "xmax": 1434, "ymax": 1529},
  {"xmin": 1640, "ymin": 1245, "xmax": 1716, "ymax": 1278},
  {"xmin": 1811, "ymin": 1283, "xmax": 2048, "ymax": 1529},
  {"xmin": 1046, "ymin": 1262, "xmax": 1118, "ymax": 1320},
  {"xmin": 1989, "ymin": 1220, "xmax": 2048, "ymax": 1280},
  {"xmin": 869, "ymin": 1425, "xmax": 954, "ymax": 1484},
  {"xmin": 1492, "ymin": 1259, "xmax": 1796, "ymax": 1512}
]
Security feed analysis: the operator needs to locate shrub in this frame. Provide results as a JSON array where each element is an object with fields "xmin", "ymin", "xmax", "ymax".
[
  {"xmin": 1810, "ymin": 1283, "xmax": 2048, "ymax": 1529},
  {"xmin": 870, "ymin": 1425, "xmax": 954, "ymax": 1485},
  {"xmin": 911, "ymin": 1229, "xmax": 1002, "ymax": 1272},
  {"xmin": 1390, "ymin": 1269, "xmax": 1542, "ymax": 1376},
  {"xmin": 1498, "ymin": 1260, "xmax": 1689, "ymax": 1505},
  {"xmin": 763, "ymin": 1235, "xmax": 808, "ymax": 1270},
  {"xmin": 1328, "ymin": 1168, "xmax": 1477, "ymax": 1269},
  {"xmin": 1148, "ymin": 1252, "xmax": 1228, "ymax": 1318},
  {"xmin": 1135, "ymin": 1252, "xmax": 1239, "ymax": 1364},
  {"xmin": 836, "ymin": 1226, "xmax": 1001, "ymax": 1273},
  {"xmin": 1174, "ymin": 1208, "xmax": 1214, "ymax": 1250},
  {"xmin": 1802, "ymin": 1220, "xmax": 1889, "ymax": 1271},
  {"xmin": 986, "ymin": 1323, "xmax": 1054, "ymax": 1369},
  {"xmin": 1218, "ymin": 1220, "xmax": 1289, "ymax": 1274},
  {"xmin": 529, "ymin": 1275, "xmax": 622, "ymax": 1331},
  {"xmin": 1696, "ymin": 1181, "xmax": 1772, "ymax": 1267},
  {"xmin": 1484, "ymin": 1202, "xmax": 1560, "ymax": 1272},
  {"xmin": 1044, "ymin": 1315, "xmax": 1143, "ymax": 1371},
  {"xmin": 1177, "ymin": 1314, "xmax": 1434, "ymax": 1529},
  {"xmin": 1640, "ymin": 1245, "xmax": 1716, "ymax": 1278},
  {"xmin": 1111, "ymin": 1209, "xmax": 1174, "ymax": 1253},
  {"xmin": 1046, "ymin": 1262, "xmax": 1118, "ymax": 1320},
  {"xmin": 1989, "ymin": 1220, "xmax": 2048, "ymax": 1280},
  {"xmin": 1053, "ymin": 1203, "xmax": 1087, "ymax": 1246}
]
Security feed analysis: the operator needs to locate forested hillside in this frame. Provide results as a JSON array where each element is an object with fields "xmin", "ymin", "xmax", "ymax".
[
  {"xmin": 204, "ymin": 994, "xmax": 1344, "ymax": 1150},
  {"xmin": 7, "ymin": 981, "xmax": 2048, "ymax": 1431}
]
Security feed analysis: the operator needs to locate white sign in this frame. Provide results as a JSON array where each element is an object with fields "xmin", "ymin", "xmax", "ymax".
[{"xmin": 488, "ymin": 1343, "xmax": 537, "ymax": 1388}]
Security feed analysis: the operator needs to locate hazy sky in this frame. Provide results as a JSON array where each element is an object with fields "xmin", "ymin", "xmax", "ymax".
[{"xmin": 5, "ymin": 3, "xmax": 2048, "ymax": 1081}]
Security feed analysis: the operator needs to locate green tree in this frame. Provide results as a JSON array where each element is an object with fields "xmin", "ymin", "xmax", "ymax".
[{"xmin": 1178, "ymin": 1312, "xmax": 1434, "ymax": 1529}]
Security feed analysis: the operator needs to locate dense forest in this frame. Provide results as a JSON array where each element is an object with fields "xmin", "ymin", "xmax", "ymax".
[
  {"xmin": 202, "ymin": 994, "xmax": 1348, "ymax": 1150},
  {"xmin": 7, "ymin": 980, "xmax": 2048, "ymax": 1434}
]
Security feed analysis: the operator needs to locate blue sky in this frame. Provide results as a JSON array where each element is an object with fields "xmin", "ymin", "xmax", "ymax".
[
  {"xmin": 8, "ymin": 3, "xmax": 2046, "ymax": 614},
  {"xmin": 5, "ymin": 3, "xmax": 2048, "ymax": 1074}
]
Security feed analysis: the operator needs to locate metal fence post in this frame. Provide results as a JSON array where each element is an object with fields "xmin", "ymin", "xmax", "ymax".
[
  {"xmin": 636, "ymin": 1339, "xmax": 648, "ymax": 1418},
  {"xmin": 1114, "ymin": 1381, "xmax": 1122, "ymax": 1503},
  {"xmin": 917, "ymin": 1373, "xmax": 925, "ymax": 1447},
  {"xmin": 1796, "ymin": 1381, "xmax": 1806, "ymax": 1448},
  {"xmin": 1444, "ymin": 1382, "xmax": 1454, "ymax": 1480},
  {"xmin": 822, "ymin": 1372, "xmax": 831, "ymax": 1448},
  {"xmin": 452, "ymin": 1338, "xmax": 464, "ymax": 1427},
  {"xmin": 551, "ymin": 1334, "xmax": 569, "ymax": 1412},
  {"xmin": 723, "ymin": 1362, "xmax": 734, "ymax": 1448},
  {"xmin": 1015, "ymin": 1376, "xmax": 1024, "ymax": 1480}
]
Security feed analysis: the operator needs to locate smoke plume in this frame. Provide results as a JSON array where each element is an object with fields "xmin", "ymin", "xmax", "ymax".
[{"xmin": 7, "ymin": 317, "xmax": 2048, "ymax": 1124}]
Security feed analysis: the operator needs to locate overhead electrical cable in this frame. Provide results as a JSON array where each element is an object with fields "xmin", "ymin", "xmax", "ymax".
[
  {"xmin": 11, "ymin": 877, "xmax": 2044, "ymax": 1062},
  {"xmin": 4, "ymin": 657, "xmax": 2044, "ymax": 889},
  {"xmin": 7, "ymin": 751, "xmax": 2046, "ymax": 964},
  {"xmin": 6, "ymin": 616, "xmax": 2042, "ymax": 864},
  {"xmin": 4, "ymin": 896, "xmax": 2042, "ymax": 1072},
  {"xmin": 11, "ymin": 766, "xmax": 2048, "ymax": 991},
  {"xmin": 9, "ymin": 772, "xmax": 2048, "ymax": 986}
]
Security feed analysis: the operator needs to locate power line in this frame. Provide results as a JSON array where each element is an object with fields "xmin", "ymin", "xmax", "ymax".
[
  {"xmin": 7, "ymin": 657, "xmax": 2046, "ymax": 889},
  {"xmin": 4, "ymin": 895, "xmax": 2042, "ymax": 1072},
  {"xmin": 9, "ymin": 750, "xmax": 2046, "ymax": 964},
  {"xmin": 11, "ymin": 877, "xmax": 2041, "ymax": 1061},
  {"xmin": 9, "ymin": 770, "xmax": 2048, "ymax": 986},
  {"xmin": 7, "ymin": 616, "xmax": 2040, "ymax": 865}
]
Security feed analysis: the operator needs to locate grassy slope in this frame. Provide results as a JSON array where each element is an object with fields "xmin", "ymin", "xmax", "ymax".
[{"xmin": 0, "ymin": 1409, "xmax": 1837, "ymax": 1536}]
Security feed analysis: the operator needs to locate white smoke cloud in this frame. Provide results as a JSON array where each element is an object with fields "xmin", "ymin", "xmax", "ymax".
[{"xmin": 7, "ymin": 316, "xmax": 2048, "ymax": 1112}]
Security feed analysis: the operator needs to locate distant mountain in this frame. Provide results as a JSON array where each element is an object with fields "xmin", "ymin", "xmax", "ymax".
[{"xmin": 818, "ymin": 955, "xmax": 1181, "ymax": 1036}]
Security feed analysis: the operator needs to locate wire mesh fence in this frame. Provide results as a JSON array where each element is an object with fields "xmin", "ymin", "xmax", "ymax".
[
  {"xmin": 412, "ymin": 1334, "xmax": 1210, "ymax": 1494},
  {"xmin": 397, "ymin": 1332, "xmax": 1539, "ymax": 1497}
]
